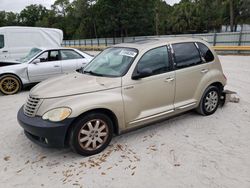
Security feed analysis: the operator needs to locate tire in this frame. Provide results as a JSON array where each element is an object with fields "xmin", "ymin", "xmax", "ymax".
[
  {"xmin": 196, "ymin": 86, "xmax": 220, "ymax": 116},
  {"xmin": 69, "ymin": 113, "xmax": 113, "ymax": 156},
  {"xmin": 0, "ymin": 74, "xmax": 22, "ymax": 95}
]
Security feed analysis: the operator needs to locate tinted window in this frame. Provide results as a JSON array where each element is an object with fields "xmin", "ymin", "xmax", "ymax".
[
  {"xmin": 49, "ymin": 51, "xmax": 59, "ymax": 61},
  {"xmin": 0, "ymin": 35, "xmax": 4, "ymax": 49},
  {"xmin": 197, "ymin": 42, "xmax": 214, "ymax": 62},
  {"xmin": 136, "ymin": 46, "xmax": 170, "ymax": 76},
  {"xmin": 37, "ymin": 51, "xmax": 59, "ymax": 62},
  {"xmin": 60, "ymin": 50, "xmax": 83, "ymax": 60},
  {"xmin": 173, "ymin": 43, "xmax": 202, "ymax": 69}
]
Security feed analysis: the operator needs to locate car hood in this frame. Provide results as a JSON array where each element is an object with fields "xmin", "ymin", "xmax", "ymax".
[
  {"xmin": 0, "ymin": 60, "xmax": 21, "ymax": 67},
  {"xmin": 30, "ymin": 72, "xmax": 122, "ymax": 98}
]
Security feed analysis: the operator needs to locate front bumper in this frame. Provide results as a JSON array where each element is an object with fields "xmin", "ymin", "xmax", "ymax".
[{"xmin": 17, "ymin": 107, "xmax": 74, "ymax": 148}]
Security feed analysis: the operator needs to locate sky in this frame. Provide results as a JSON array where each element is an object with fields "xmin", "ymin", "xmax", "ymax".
[{"xmin": 0, "ymin": 0, "xmax": 181, "ymax": 13}]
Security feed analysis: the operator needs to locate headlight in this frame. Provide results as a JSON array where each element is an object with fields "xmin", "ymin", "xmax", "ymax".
[{"xmin": 42, "ymin": 107, "xmax": 72, "ymax": 122}]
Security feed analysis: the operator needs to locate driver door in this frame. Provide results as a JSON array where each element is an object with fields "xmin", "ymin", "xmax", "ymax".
[
  {"xmin": 28, "ymin": 50, "xmax": 62, "ymax": 83},
  {"xmin": 122, "ymin": 46, "xmax": 175, "ymax": 128}
]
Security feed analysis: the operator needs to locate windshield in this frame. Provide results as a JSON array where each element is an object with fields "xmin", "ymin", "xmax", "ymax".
[
  {"xmin": 19, "ymin": 48, "xmax": 42, "ymax": 63},
  {"xmin": 83, "ymin": 47, "xmax": 138, "ymax": 77}
]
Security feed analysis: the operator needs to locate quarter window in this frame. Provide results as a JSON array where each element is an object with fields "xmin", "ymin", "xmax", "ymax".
[
  {"xmin": 172, "ymin": 43, "xmax": 202, "ymax": 69},
  {"xmin": 197, "ymin": 42, "xmax": 214, "ymax": 62},
  {"xmin": 0, "ymin": 35, "xmax": 4, "ymax": 49},
  {"xmin": 136, "ymin": 46, "xmax": 170, "ymax": 76},
  {"xmin": 60, "ymin": 50, "xmax": 83, "ymax": 60}
]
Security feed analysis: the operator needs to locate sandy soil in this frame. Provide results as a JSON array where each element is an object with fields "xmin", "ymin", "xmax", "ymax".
[{"xmin": 0, "ymin": 56, "xmax": 250, "ymax": 188}]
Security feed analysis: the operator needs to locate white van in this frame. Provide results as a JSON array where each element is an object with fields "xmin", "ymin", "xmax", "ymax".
[{"xmin": 0, "ymin": 26, "xmax": 63, "ymax": 61}]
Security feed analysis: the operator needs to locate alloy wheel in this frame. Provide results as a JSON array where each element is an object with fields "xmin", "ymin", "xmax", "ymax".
[
  {"xmin": 204, "ymin": 91, "xmax": 219, "ymax": 112},
  {"xmin": 78, "ymin": 119, "xmax": 109, "ymax": 151}
]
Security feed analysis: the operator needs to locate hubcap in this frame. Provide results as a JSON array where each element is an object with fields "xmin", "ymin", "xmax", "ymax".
[
  {"xmin": 0, "ymin": 77, "xmax": 19, "ymax": 94},
  {"xmin": 78, "ymin": 119, "xmax": 109, "ymax": 151},
  {"xmin": 205, "ymin": 91, "xmax": 218, "ymax": 112}
]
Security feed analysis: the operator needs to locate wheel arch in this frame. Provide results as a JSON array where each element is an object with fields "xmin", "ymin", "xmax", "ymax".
[
  {"xmin": 197, "ymin": 81, "xmax": 224, "ymax": 106},
  {"xmin": 65, "ymin": 108, "xmax": 119, "ymax": 146},
  {"xmin": 209, "ymin": 82, "xmax": 224, "ymax": 94},
  {"xmin": 0, "ymin": 73, "xmax": 23, "ymax": 87}
]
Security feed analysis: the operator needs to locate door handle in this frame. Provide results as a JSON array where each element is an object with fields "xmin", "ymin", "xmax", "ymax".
[
  {"xmin": 201, "ymin": 69, "xmax": 208, "ymax": 73},
  {"xmin": 165, "ymin": 77, "xmax": 175, "ymax": 82},
  {"xmin": 2, "ymin": 51, "xmax": 8, "ymax": 53},
  {"xmin": 54, "ymin": 65, "xmax": 60, "ymax": 68}
]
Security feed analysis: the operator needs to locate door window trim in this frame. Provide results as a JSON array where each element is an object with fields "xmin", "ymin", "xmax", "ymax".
[
  {"xmin": 132, "ymin": 45, "xmax": 174, "ymax": 79},
  {"xmin": 34, "ymin": 50, "xmax": 61, "ymax": 63}
]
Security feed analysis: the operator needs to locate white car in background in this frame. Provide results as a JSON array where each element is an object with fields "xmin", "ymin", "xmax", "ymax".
[{"xmin": 0, "ymin": 47, "xmax": 93, "ymax": 95}]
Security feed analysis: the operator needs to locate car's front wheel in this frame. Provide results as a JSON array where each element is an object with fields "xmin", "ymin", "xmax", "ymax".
[
  {"xmin": 196, "ymin": 86, "xmax": 220, "ymax": 116},
  {"xmin": 69, "ymin": 113, "xmax": 113, "ymax": 156},
  {"xmin": 0, "ymin": 74, "xmax": 22, "ymax": 95}
]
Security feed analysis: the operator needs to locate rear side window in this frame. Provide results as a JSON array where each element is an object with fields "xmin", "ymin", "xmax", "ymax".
[
  {"xmin": 60, "ymin": 50, "xmax": 83, "ymax": 60},
  {"xmin": 172, "ymin": 43, "xmax": 202, "ymax": 69},
  {"xmin": 197, "ymin": 42, "xmax": 214, "ymax": 62},
  {"xmin": 136, "ymin": 46, "xmax": 170, "ymax": 76},
  {"xmin": 0, "ymin": 35, "xmax": 4, "ymax": 49}
]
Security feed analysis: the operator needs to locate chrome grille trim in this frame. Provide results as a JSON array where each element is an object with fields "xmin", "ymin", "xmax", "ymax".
[{"xmin": 23, "ymin": 96, "xmax": 42, "ymax": 117}]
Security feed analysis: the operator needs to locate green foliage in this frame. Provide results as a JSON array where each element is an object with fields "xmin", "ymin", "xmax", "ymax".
[{"xmin": 0, "ymin": 0, "xmax": 249, "ymax": 39}]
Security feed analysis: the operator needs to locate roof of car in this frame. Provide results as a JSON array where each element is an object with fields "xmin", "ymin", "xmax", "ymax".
[
  {"xmin": 38, "ymin": 47, "xmax": 76, "ymax": 51},
  {"xmin": 113, "ymin": 37, "xmax": 208, "ymax": 51}
]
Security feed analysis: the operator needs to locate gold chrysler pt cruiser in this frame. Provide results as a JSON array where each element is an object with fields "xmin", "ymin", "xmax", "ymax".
[{"xmin": 17, "ymin": 38, "xmax": 227, "ymax": 156}]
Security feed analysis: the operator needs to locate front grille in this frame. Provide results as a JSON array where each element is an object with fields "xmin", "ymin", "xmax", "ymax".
[{"xmin": 23, "ymin": 96, "xmax": 41, "ymax": 117}]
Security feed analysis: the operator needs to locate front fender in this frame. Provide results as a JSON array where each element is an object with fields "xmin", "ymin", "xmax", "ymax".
[
  {"xmin": 36, "ymin": 88, "xmax": 126, "ymax": 131},
  {"xmin": 0, "ymin": 65, "xmax": 29, "ymax": 85}
]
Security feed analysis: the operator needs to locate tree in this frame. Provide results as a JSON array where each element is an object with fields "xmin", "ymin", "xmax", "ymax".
[
  {"xmin": 19, "ymin": 4, "xmax": 48, "ymax": 26},
  {"xmin": 1, "ymin": 0, "xmax": 250, "ymax": 39}
]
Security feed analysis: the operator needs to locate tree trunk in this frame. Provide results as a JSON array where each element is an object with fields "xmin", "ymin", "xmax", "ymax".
[
  {"xmin": 230, "ymin": 0, "xmax": 234, "ymax": 32},
  {"xmin": 155, "ymin": 6, "xmax": 159, "ymax": 35}
]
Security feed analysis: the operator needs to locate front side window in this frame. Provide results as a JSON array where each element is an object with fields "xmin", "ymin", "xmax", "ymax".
[
  {"xmin": 136, "ymin": 46, "xmax": 170, "ymax": 76},
  {"xmin": 37, "ymin": 52, "xmax": 49, "ymax": 62},
  {"xmin": 49, "ymin": 50, "xmax": 59, "ymax": 61},
  {"xmin": 37, "ymin": 51, "xmax": 60, "ymax": 62},
  {"xmin": 60, "ymin": 50, "xmax": 83, "ymax": 60},
  {"xmin": 0, "ymin": 35, "xmax": 4, "ymax": 49},
  {"xmin": 172, "ymin": 42, "xmax": 202, "ymax": 69},
  {"xmin": 84, "ymin": 47, "xmax": 138, "ymax": 77},
  {"xmin": 197, "ymin": 42, "xmax": 214, "ymax": 62}
]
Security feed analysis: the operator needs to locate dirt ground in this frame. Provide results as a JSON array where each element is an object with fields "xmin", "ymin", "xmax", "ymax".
[{"xmin": 0, "ymin": 55, "xmax": 249, "ymax": 188}]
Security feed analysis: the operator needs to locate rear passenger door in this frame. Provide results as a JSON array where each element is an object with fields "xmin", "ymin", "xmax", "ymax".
[
  {"xmin": 60, "ymin": 49, "xmax": 87, "ymax": 73},
  {"xmin": 171, "ymin": 42, "xmax": 212, "ymax": 110}
]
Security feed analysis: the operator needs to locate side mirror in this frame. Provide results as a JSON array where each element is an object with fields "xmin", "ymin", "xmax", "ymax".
[
  {"xmin": 32, "ymin": 59, "xmax": 40, "ymax": 64},
  {"xmin": 132, "ymin": 68, "xmax": 153, "ymax": 80}
]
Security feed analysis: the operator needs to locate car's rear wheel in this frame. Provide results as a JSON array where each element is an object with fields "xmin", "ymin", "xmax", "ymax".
[
  {"xmin": 196, "ymin": 86, "xmax": 220, "ymax": 116},
  {"xmin": 69, "ymin": 113, "xmax": 113, "ymax": 156},
  {"xmin": 0, "ymin": 74, "xmax": 22, "ymax": 95}
]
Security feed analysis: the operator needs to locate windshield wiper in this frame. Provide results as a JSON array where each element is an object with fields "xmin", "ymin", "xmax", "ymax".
[{"xmin": 83, "ymin": 70, "xmax": 105, "ymax": 77}]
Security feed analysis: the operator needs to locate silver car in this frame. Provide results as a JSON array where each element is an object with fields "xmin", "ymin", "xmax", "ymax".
[{"xmin": 0, "ymin": 47, "xmax": 93, "ymax": 95}]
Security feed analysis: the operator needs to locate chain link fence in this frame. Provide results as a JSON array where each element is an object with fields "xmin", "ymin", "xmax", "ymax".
[
  {"xmin": 62, "ymin": 31, "xmax": 250, "ymax": 47},
  {"xmin": 62, "ymin": 32, "xmax": 250, "ymax": 54}
]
